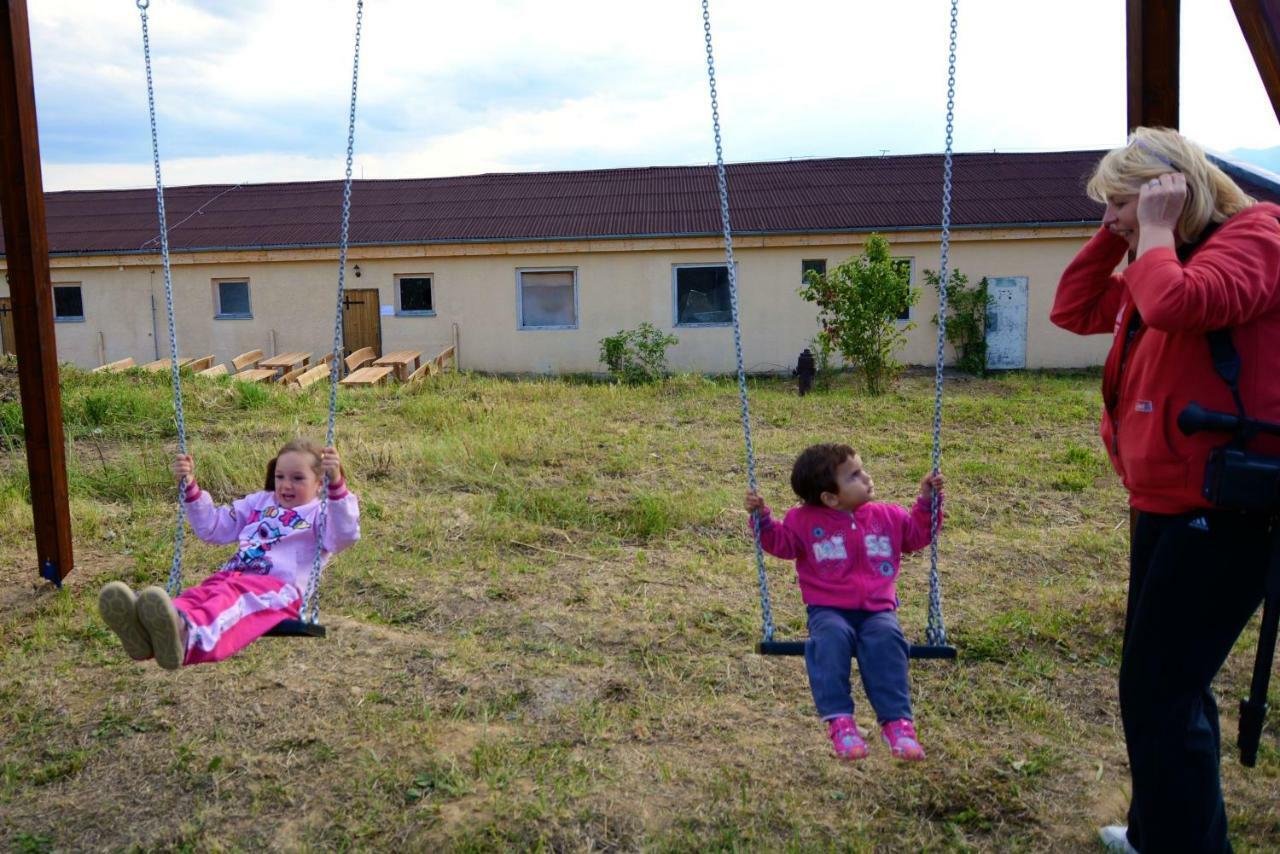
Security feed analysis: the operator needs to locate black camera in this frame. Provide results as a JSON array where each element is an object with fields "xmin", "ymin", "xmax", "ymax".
[{"xmin": 1178, "ymin": 402, "xmax": 1280, "ymax": 514}]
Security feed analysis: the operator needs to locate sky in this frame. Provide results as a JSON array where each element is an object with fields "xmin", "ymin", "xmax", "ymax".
[{"xmin": 24, "ymin": 0, "xmax": 1280, "ymax": 192}]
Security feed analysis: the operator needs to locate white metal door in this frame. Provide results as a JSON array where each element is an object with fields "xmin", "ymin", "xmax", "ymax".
[{"xmin": 985, "ymin": 276, "xmax": 1027, "ymax": 370}]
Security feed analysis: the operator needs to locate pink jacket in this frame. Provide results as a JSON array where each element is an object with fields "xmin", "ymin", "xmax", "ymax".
[
  {"xmin": 752, "ymin": 496, "xmax": 940, "ymax": 611},
  {"xmin": 182, "ymin": 480, "xmax": 361, "ymax": 592}
]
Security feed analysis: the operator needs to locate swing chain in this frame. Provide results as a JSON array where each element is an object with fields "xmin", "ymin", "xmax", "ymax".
[
  {"xmin": 137, "ymin": 0, "xmax": 187, "ymax": 597},
  {"xmin": 926, "ymin": 0, "xmax": 960, "ymax": 649},
  {"xmin": 303, "ymin": 0, "xmax": 364, "ymax": 625},
  {"xmin": 701, "ymin": 0, "xmax": 774, "ymax": 642}
]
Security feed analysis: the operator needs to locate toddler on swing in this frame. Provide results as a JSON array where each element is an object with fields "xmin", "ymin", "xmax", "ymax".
[
  {"xmin": 98, "ymin": 438, "xmax": 360, "ymax": 669},
  {"xmin": 746, "ymin": 443, "xmax": 943, "ymax": 761}
]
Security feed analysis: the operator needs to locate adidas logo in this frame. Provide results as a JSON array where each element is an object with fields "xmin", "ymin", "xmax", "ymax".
[{"xmin": 1188, "ymin": 516, "xmax": 1210, "ymax": 532}]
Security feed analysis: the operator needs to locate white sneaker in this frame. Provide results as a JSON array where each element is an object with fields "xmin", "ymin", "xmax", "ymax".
[{"xmin": 1099, "ymin": 825, "xmax": 1138, "ymax": 853}]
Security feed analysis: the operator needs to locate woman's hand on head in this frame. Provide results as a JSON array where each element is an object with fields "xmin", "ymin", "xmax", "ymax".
[
  {"xmin": 321, "ymin": 447, "xmax": 342, "ymax": 481},
  {"xmin": 173, "ymin": 454, "xmax": 193, "ymax": 485},
  {"xmin": 1136, "ymin": 172, "xmax": 1186, "ymax": 236}
]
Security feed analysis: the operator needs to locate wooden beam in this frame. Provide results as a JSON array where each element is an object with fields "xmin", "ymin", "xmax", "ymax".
[
  {"xmin": 1126, "ymin": 0, "xmax": 1180, "ymax": 131},
  {"xmin": 1233, "ymin": 0, "xmax": 1280, "ymax": 126},
  {"xmin": 0, "ymin": 0, "xmax": 74, "ymax": 584}
]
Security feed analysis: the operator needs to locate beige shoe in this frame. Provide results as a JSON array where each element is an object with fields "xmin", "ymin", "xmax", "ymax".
[
  {"xmin": 98, "ymin": 581, "xmax": 152, "ymax": 661},
  {"xmin": 136, "ymin": 586, "xmax": 185, "ymax": 670}
]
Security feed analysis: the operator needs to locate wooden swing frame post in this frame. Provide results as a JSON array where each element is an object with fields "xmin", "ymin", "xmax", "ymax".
[{"xmin": 0, "ymin": 0, "xmax": 73, "ymax": 584}]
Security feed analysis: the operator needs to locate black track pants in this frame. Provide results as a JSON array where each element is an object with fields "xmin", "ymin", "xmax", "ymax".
[{"xmin": 1121, "ymin": 509, "xmax": 1271, "ymax": 854}]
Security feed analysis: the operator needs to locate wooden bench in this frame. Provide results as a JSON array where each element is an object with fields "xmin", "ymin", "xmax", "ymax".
[
  {"xmin": 278, "ymin": 364, "xmax": 311, "ymax": 385},
  {"xmin": 197, "ymin": 363, "xmax": 229, "ymax": 378},
  {"xmin": 92, "ymin": 357, "xmax": 135, "ymax": 373},
  {"xmin": 186, "ymin": 355, "xmax": 216, "ymax": 372},
  {"xmin": 339, "ymin": 364, "xmax": 394, "ymax": 387},
  {"xmin": 293, "ymin": 363, "xmax": 332, "ymax": 389},
  {"xmin": 344, "ymin": 346, "xmax": 376, "ymax": 373},
  {"xmin": 232, "ymin": 368, "xmax": 277, "ymax": 384},
  {"xmin": 231, "ymin": 349, "xmax": 264, "ymax": 372},
  {"xmin": 406, "ymin": 361, "xmax": 431, "ymax": 383},
  {"xmin": 141, "ymin": 357, "xmax": 193, "ymax": 372},
  {"xmin": 432, "ymin": 344, "xmax": 456, "ymax": 373}
]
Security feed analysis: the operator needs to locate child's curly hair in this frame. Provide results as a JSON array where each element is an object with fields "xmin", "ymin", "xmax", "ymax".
[
  {"xmin": 263, "ymin": 438, "xmax": 342, "ymax": 491},
  {"xmin": 790, "ymin": 443, "xmax": 856, "ymax": 506}
]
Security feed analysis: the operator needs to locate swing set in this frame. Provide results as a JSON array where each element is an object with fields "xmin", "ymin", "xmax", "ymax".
[
  {"xmin": 133, "ymin": 0, "xmax": 366, "ymax": 638},
  {"xmin": 2, "ymin": 3, "xmax": 1279, "ymax": 639},
  {"xmin": 699, "ymin": 0, "xmax": 958, "ymax": 659}
]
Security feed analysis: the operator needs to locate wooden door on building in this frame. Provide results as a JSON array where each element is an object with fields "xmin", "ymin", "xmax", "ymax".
[
  {"xmin": 342, "ymin": 288, "xmax": 382, "ymax": 357},
  {"xmin": 0, "ymin": 298, "xmax": 14, "ymax": 356}
]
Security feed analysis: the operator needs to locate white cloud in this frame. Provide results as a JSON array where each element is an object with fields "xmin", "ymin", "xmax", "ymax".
[{"xmin": 26, "ymin": 0, "xmax": 1280, "ymax": 191}]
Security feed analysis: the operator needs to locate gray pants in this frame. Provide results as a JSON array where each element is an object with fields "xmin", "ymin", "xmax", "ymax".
[{"xmin": 805, "ymin": 606, "xmax": 912, "ymax": 723}]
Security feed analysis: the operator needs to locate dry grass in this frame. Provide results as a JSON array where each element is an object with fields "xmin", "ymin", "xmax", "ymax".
[{"xmin": 1, "ymin": 362, "xmax": 1278, "ymax": 852}]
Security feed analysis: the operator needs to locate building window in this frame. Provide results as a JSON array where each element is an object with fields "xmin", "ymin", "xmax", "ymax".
[
  {"xmin": 396, "ymin": 275, "xmax": 434, "ymax": 316},
  {"xmin": 517, "ymin": 268, "xmax": 577, "ymax": 329},
  {"xmin": 53, "ymin": 285, "xmax": 84, "ymax": 322},
  {"xmin": 892, "ymin": 258, "xmax": 913, "ymax": 321},
  {"xmin": 801, "ymin": 259, "xmax": 826, "ymax": 283},
  {"xmin": 214, "ymin": 279, "xmax": 252, "ymax": 319},
  {"xmin": 674, "ymin": 264, "xmax": 733, "ymax": 326}
]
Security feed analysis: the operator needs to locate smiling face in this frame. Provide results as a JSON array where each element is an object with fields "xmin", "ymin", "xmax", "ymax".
[
  {"xmin": 1103, "ymin": 193, "xmax": 1141, "ymax": 251},
  {"xmin": 823, "ymin": 454, "xmax": 875, "ymax": 511},
  {"xmin": 273, "ymin": 450, "xmax": 322, "ymax": 508}
]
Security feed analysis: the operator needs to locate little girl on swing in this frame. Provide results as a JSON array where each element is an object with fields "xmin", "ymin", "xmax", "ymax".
[{"xmin": 98, "ymin": 438, "xmax": 361, "ymax": 669}]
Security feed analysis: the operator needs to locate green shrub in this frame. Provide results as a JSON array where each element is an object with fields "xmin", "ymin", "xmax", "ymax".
[
  {"xmin": 799, "ymin": 234, "xmax": 917, "ymax": 395},
  {"xmin": 925, "ymin": 267, "xmax": 992, "ymax": 375},
  {"xmin": 599, "ymin": 323, "xmax": 678, "ymax": 385}
]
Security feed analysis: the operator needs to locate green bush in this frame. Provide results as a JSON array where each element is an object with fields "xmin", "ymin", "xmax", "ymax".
[
  {"xmin": 598, "ymin": 322, "xmax": 678, "ymax": 385},
  {"xmin": 925, "ymin": 267, "xmax": 992, "ymax": 375},
  {"xmin": 799, "ymin": 234, "xmax": 917, "ymax": 394}
]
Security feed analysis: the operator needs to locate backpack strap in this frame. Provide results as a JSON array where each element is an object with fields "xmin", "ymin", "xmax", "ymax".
[{"xmin": 1206, "ymin": 328, "xmax": 1253, "ymax": 444}]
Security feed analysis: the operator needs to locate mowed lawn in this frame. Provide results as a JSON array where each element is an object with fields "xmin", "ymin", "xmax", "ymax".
[{"xmin": 1, "ymin": 360, "xmax": 1278, "ymax": 852}]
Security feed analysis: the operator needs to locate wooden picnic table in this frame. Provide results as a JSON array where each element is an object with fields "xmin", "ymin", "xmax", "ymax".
[
  {"xmin": 372, "ymin": 349, "xmax": 422, "ymax": 382},
  {"xmin": 258, "ymin": 351, "xmax": 311, "ymax": 375},
  {"xmin": 339, "ymin": 365, "xmax": 395, "ymax": 387},
  {"xmin": 232, "ymin": 368, "xmax": 278, "ymax": 384}
]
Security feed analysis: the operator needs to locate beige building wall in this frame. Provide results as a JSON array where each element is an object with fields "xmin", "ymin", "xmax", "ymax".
[{"xmin": 0, "ymin": 225, "xmax": 1113, "ymax": 373}]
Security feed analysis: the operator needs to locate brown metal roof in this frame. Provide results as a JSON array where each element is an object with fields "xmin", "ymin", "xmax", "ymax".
[{"xmin": 5, "ymin": 150, "xmax": 1278, "ymax": 256}]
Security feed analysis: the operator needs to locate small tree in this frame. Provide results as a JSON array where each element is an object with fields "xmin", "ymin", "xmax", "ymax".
[
  {"xmin": 599, "ymin": 322, "xmax": 678, "ymax": 384},
  {"xmin": 798, "ymin": 234, "xmax": 917, "ymax": 395},
  {"xmin": 924, "ymin": 268, "xmax": 992, "ymax": 375}
]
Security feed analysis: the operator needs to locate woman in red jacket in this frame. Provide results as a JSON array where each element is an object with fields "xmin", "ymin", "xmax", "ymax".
[{"xmin": 1052, "ymin": 127, "xmax": 1280, "ymax": 854}]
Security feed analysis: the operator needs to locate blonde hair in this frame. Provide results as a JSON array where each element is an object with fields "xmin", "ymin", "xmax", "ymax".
[{"xmin": 1086, "ymin": 127, "xmax": 1255, "ymax": 243}]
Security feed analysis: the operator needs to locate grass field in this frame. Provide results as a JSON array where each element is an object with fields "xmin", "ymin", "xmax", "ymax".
[{"xmin": 0, "ymin": 359, "xmax": 1278, "ymax": 852}]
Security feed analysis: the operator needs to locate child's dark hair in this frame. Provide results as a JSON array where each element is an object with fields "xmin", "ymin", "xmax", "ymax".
[
  {"xmin": 791, "ymin": 443, "xmax": 856, "ymax": 506},
  {"xmin": 263, "ymin": 438, "xmax": 341, "ymax": 491}
]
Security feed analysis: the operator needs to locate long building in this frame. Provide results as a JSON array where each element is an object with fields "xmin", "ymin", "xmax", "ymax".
[{"xmin": 2, "ymin": 150, "xmax": 1277, "ymax": 373}]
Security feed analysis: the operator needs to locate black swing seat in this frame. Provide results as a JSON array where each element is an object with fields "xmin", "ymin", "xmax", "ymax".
[
  {"xmin": 757, "ymin": 639, "xmax": 956, "ymax": 659},
  {"xmin": 265, "ymin": 619, "xmax": 327, "ymax": 638}
]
